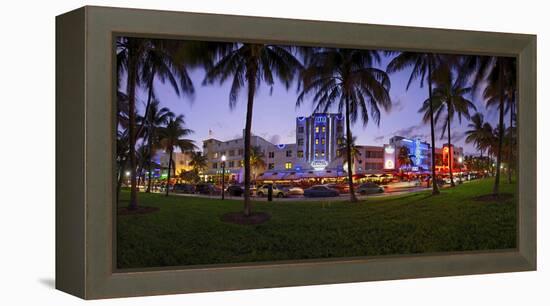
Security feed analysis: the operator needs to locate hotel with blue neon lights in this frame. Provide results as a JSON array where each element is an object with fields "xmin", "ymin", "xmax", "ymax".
[{"xmin": 201, "ymin": 112, "xmax": 463, "ymax": 183}]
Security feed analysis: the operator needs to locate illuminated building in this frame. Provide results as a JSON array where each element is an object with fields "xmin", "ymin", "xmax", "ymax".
[
  {"xmin": 385, "ymin": 136, "xmax": 432, "ymax": 173},
  {"xmin": 201, "ymin": 113, "xmax": 464, "ymax": 183}
]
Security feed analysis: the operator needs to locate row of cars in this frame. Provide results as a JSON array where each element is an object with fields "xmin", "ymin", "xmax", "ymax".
[{"xmin": 167, "ymin": 182, "xmax": 384, "ymax": 198}]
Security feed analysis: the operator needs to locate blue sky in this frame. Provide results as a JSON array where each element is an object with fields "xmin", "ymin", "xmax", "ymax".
[{"xmin": 133, "ymin": 46, "xmax": 501, "ymax": 155}]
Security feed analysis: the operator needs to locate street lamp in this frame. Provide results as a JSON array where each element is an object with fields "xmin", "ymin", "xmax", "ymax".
[{"xmin": 221, "ymin": 155, "xmax": 226, "ymax": 200}]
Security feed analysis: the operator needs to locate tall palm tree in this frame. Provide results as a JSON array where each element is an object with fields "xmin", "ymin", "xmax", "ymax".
[
  {"xmin": 138, "ymin": 39, "xmax": 195, "ymax": 137},
  {"xmin": 458, "ymin": 55, "xmax": 516, "ymax": 195},
  {"xmin": 419, "ymin": 69, "xmax": 476, "ymax": 186},
  {"xmin": 203, "ymin": 43, "xmax": 302, "ymax": 216},
  {"xmin": 141, "ymin": 100, "xmax": 174, "ymax": 192},
  {"xmin": 249, "ymin": 146, "xmax": 266, "ymax": 181},
  {"xmin": 298, "ymin": 48, "xmax": 391, "ymax": 202},
  {"xmin": 158, "ymin": 115, "xmax": 197, "ymax": 196},
  {"xmin": 483, "ymin": 60, "xmax": 517, "ymax": 183},
  {"xmin": 117, "ymin": 37, "xmax": 145, "ymax": 209},
  {"xmin": 387, "ymin": 52, "xmax": 449, "ymax": 195}
]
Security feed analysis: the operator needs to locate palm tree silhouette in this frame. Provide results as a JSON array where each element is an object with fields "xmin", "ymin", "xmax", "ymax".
[
  {"xmin": 465, "ymin": 113, "xmax": 494, "ymax": 158},
  {"xmin": 298, "ymin": 48, "xmax": 391, "ymax": 202},
  {"xmin": 158, "ymin": 115, "xmax": 197, "ymax": 196},
  {"xmin": 459, "ymin": 55, "xmax": 516, "ymax": 195},
  {"xmin": 419, "ymin": 67, "xmax": 476, "ymax": 186},
  {"xmin": 140, "ymin": 100, "xmax": 174, "ymax": 192},
  {"xmin": 203, "ymin": 43, "xmax": 302, "ymax": 216},
  {"xmin": 387, "ymin": 52, "xmax": 450, "ymax": 195}
]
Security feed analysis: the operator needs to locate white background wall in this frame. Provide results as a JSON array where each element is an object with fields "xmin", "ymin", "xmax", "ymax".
[{"xmin": 0, "ymin": 0, "xmax": 547, "ymax": 305}]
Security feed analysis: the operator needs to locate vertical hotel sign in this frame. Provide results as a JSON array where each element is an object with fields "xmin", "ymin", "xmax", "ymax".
[{"xmin": 383, "ymin": 145, "xmax": 395, "ymax": 169}]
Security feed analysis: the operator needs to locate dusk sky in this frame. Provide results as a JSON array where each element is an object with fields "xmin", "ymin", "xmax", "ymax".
[{"xmin": 131, "ymin": 44, "xmax": 502, "ymax": 155}]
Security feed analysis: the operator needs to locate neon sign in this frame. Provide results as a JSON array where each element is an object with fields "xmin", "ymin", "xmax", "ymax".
[
  {"xmin": 310, "ymin": 160, "xmax": 329, "ymax": 171},
  {"xmin": 384, "ymin": 145, "xmax": 395, "ymax": 154},
  {"xmin": 385, "ymin": 160, "xmax": 394, "ymax": 169}
]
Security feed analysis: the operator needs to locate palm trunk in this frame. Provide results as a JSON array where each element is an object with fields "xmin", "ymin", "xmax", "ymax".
[
  {"xmin": 165, "ymin": 148, "xmax": 173, "ymax": 197},
  {"xmin": 116, "ymin": 156, "xmax": 127, "ymax": 203},
  {"xmin": 345, "ymin": 95, "xmax": 358, "ymax": 202},
  {"xmin": 427, "ymin": 59, "xmax": 440, "ymax": 195},
  {"xmin": 493, "ymin": 60, "xmax": 505, "ymax": 196},
  {"xmin": 243, "ymin": 64, "xmax": 257, "ymax": 217},
  {"xmin": 127, "ymin": 44, "xmax": 139, "ymax": 209},
  {"xmin": 136, "ymin": 66, "xmax": 156, "ymax": 138},
  {"xmin": 146, "ymin": 127, "xmax": 154, "ymax": 193},
  {"xmin": 508, "ymin": 93, "xmax": 515, "ymax": 184},
  {"xmin": 447, "ymin": 116, "xmax": 455, "ymax": 187}
]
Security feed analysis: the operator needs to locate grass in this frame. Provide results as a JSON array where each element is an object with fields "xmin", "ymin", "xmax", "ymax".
[{"xmin": 117, "ymin": 178, "xmax": 517, "ymax": 269}]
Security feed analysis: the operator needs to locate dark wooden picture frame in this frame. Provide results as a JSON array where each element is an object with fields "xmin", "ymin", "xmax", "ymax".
[{"xmin": 56, "ymin": 6, "xmax": 536, "ymax": 299}]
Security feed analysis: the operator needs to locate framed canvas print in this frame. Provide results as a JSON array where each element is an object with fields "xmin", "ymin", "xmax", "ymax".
[{"xmin": 56, "ymin": 6, "xmax": 537, "ymax": 299}]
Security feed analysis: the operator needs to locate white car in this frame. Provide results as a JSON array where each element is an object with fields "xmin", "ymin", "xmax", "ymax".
[
  {"xmin": 256, "ymin": 184, "xmax": 290, "ymax": 198},
  {"xmin": 288, "ymin": 186, "xmax": 304, "ymax": 196}
]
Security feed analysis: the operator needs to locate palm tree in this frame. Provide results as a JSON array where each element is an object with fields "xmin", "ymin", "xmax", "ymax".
[
  {"xmin": 138, "ymin": 39, "xmax": 195, "ymax": 137},
  {"xmin": 298, "ymin": 48, "xmax": 391, "ymax": 202},
  {"xmin": 458, "ymin": 55, "xmax": 516, "ymax": 195},
  {"xmin": 387, "ymin": 52, "xmax": 449, "ymax": 195},
  {"xmin": 158, "ymin": 115, "xmax": 197, "ymax": 196},
  {"xmin": 483, "ymin": 59, "xmax": 517, "ymax": 183},
  {"xmin": 140, "ymin": 100, "xmax": 174, "ymax": 192},
  {"xmin": 419, "ymin": 68, "xmax": 476, "ymax": 186},
  {"xmin": 249, "ymin": 146, "xmax": 266, "ymax": 181},
  {"xmin": 117, "ymin": 37, "xmax": 145, "ymax": 209},
  {"xmin": 465, "ymin": 113, "xmax": 493, "ymax": 158},
  {"xmin": 203, "ymin": 43, "xmax": 302, "ymax": 216},
  {"xmin": 189, "ymin": 151, "xmax": 208, "ymax": 177}
]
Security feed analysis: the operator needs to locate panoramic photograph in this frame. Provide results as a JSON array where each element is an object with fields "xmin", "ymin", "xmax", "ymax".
[{"xmin": 115, "ymin": 37, "xmax": 517, "ymax": 269}]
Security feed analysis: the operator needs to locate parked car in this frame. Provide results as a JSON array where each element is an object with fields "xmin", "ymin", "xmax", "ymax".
[
  {"xmin": 195, "ymin": 183, "xmax": 220, "ymax": 195},
  {"xmin": 256, "ymin": 184, "xmax": 289, "ymax": 198},
  {"xmin": 288, "ymin": 186, "xmax": 304, "ymax": 196},
  {"xmin": 325, "ymin": 183, "xmax": 350, "ymax": 194},
  {"xmin": 303, "ymin": 185, "xmax": 340, "ymax": 197},
  {"xmin": 226, "ymin": 185, "xmax": 245, "ymax": 196},
  {"xmin": 356, "ymin": 182, "xmax": 384, "ymax": 195},
  {"xmin": 172, "ymin": 183, "xmax": 195, "ymax": 194}
]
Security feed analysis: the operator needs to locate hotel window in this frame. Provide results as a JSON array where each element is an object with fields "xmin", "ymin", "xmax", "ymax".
[
  {"xmin": 229, "ymin": 161, "xmax": 234, "ymax": 167},
  {"xmin": 315, "ymin": 151, "xmax": 319, "ymax": 157},
  {"xmin": 268, "ymin": 163, "xmax": 275, "ymax": 169},
  {"xmin": 337, "ymin": 138, "xmax": 342, "ymax": 145},
  {"xmin": 180, "ymin": 160, "xmax": 185, "ymax": 165},
  {"xmin": 315, "ymin": 138, "xmax": 319, "ymax": 145},
  {"xmin": 322, "ymin": 138, "xmax": 326, "ymax": 145},
  {"xmin": 268, "ymin": 152, "xmax": 275, "ymax": 158},
  {"xmin": 358, "ymin": 159, "xmax": 363, "ymax": 164},
  {"xmin": 321, "ymin": 151, "xmax": 325, "ymax": 156},
  {"xmin": 298, "ymin": 126, "xmax": 304, "ymax": 133},
  {"xmin": 297, "ymin": 150, "xmax": 304, "ymax": 158},
  {"xmin": 285, "ymin": 162, "xmax": 293, "ymax": 169},
  {"xmin": 238, "ymin": 149, "xmax": 243, "ymax": 156},
  {"xmin": 212, "ymin": 162, "xmax": 218, "ymax": 169},
  {"xmin": 297, "ymin": 138, "xmax": 304, "ymax": 146},
  {"xmin": 214, "ymin": 152, "xmax": 218, "ymax": 158},
  {"xmin": 229, "ymin": 150, "xmax": 235, "ymax": 156},
  {"xmin": 322, "ymin": 126, "xmax": 326, "ymax": 133},
  {"xmin": 286, "ymin": 150, "xmax": 292, "ymax": 157},
  {"xmin": 337, "ymin": 125, "xmax": 343, "ymax": 133},
  {"xmin": 336, "ymin": 150, "xmax": 342, "ymax": 157},
  {"xmin": 239, "ymin": 160, "xmax": 244, "ymax": 167}
]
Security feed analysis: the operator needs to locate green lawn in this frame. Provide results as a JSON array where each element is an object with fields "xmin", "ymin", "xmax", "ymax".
[{"xmin": 117, "ymin": 178, "xmax": 517, "ymax": 269}]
